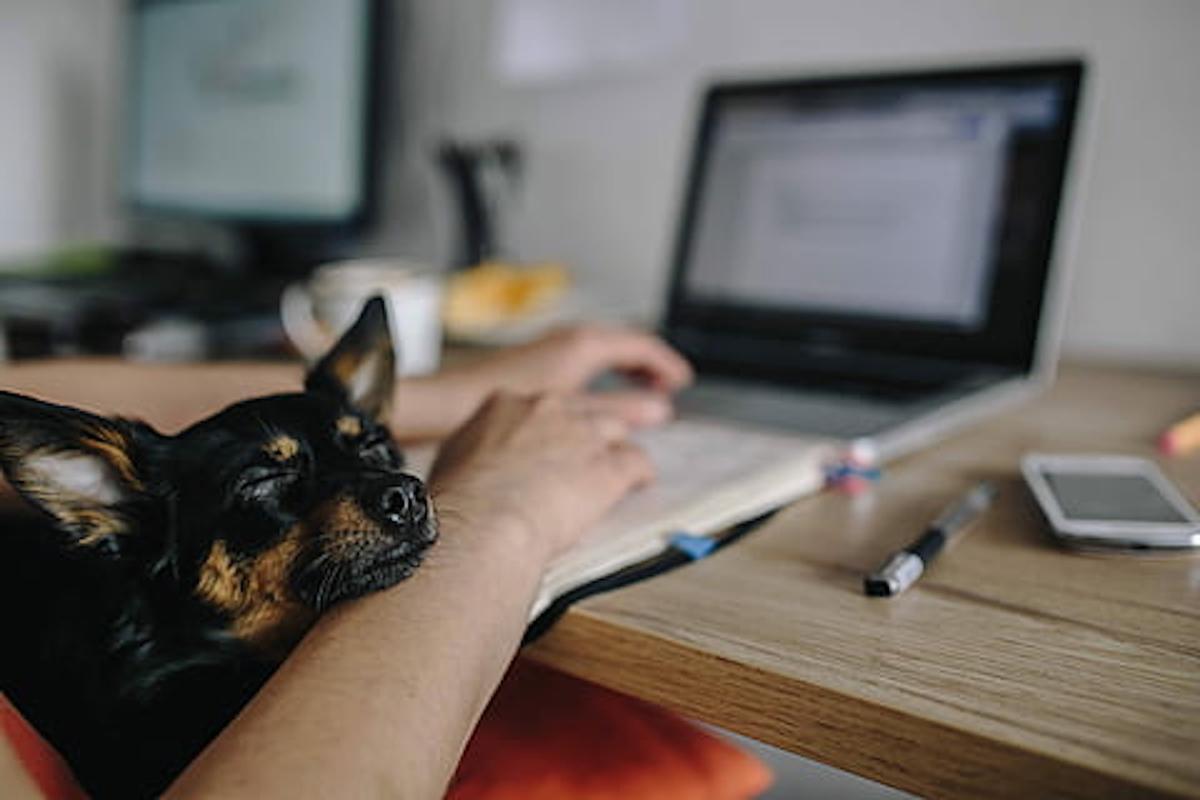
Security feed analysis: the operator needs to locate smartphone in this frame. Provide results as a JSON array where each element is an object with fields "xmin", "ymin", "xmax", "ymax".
[{"xmin": 1021, "ymin": 453, "xmax": 1200, "ymax": 551}]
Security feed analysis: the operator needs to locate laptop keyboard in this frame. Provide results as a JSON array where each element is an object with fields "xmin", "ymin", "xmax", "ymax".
[{"xmin": 676, "ymin": 376, "xmax": 955, "ymax": 439}]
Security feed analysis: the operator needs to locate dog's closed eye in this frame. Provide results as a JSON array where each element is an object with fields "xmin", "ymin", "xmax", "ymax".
[{"xmin": 234, "ymin": 465, "xmax": 301, "ymax": 503}]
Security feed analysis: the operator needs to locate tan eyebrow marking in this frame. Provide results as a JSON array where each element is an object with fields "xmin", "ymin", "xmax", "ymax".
[
  {"xmin": 336, "ymin": 415, "xmax": 363, "ymax": 438},
  {"xmin": 263, "ymin": 435, "xmax": 300, "ymax": 463}
]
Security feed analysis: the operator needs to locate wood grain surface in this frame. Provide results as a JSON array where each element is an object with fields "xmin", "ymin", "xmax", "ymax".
[
  {"xmin": 0, "ymin": 359, "xmax": 302, "ymax": 434},
  {"xmin": 2, "ymin": 359, "xmax": 1196, "ymax": 797},
  {"xmin": 528, "ymin": 364, "xmax": 1200, "ymax": 799}
]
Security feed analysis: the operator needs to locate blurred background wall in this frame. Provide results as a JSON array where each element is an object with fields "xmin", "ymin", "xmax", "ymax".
[
  {"xmin": 3, "ymin": 0, "xmax": 1198, "ymax": 367},
  {"xmin": 0, "ymin": 0, "xmax": 124, "ymax": 259}
]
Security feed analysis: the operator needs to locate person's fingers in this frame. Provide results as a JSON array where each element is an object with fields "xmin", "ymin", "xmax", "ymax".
[
  {"xmin": 573, "ymin": 327, "xmax": 694, "ymax": 391},
  {"xmin": 578, "ymin": 390, "xmax": 673, "ymax": 428},
  {"xmin": 586, "ymin": 411, "xmax": 631, "ymax": 444},
  {"xmin": 601, "ymin": 440, "xmax": 656, "ymax": 493}
]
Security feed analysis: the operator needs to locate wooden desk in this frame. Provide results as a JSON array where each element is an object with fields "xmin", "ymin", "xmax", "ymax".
[
  {"xmin": 528, "ymin": 364, "xmax": 1200, "ymax": 799},
  {"xmin": 2, "ymin": 360, "xmax": 1197, "ymax": 797}
]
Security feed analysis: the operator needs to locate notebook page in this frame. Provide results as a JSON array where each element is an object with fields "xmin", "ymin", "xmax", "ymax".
[{"xmin": 534, "ymin": 418, "xmax": 832, "ymax": 617}]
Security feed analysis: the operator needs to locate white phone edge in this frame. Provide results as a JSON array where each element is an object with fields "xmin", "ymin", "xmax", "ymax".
[{"xmin": 1020, "ymin": 453, "xmax": 1200, "ymax": 550}]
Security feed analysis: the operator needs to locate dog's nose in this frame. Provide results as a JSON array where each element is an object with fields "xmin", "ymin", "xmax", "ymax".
[
  {"xmin": 373, "ymin": 476, "xmax": 426, "ymax": 526},
  {"xmin": 380, "ymin": 486, "xmax": 410, "ymax": 520}
]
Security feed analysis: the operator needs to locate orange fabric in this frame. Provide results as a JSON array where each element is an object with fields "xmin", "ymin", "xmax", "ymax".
[
  {"xmin": 0, "ymin": 695, "xmax": 88, "ymax": 800},
  {"xmin": 2, "ymin": 662, "xmax": 772, "ymax": 800},
  {"xmin": 449, "ymin": 659, "xmax": 772, "ymax": 800}
]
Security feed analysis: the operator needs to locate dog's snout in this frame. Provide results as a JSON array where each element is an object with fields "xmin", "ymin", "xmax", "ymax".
[{"xmin": 372, "ymin": 476, "xmax": 426, "ymax": 526}]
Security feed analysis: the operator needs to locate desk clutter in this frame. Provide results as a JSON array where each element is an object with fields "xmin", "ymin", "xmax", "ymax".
[
  {"xmin": 0, "ymin": 251, "xmax": 291, "ymax": 362},
  {"xmin": 0, "ymin": 251, "xmax": 580, "ymax": 366}
]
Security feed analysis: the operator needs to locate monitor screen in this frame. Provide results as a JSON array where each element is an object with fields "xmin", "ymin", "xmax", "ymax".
[
  {"xmin": 125, "ymin": 0, "xmax": 372, "ymax": 223},
  {"xmin": 687, "ymin": 88, "xmax": 1065, "ymax": 328}
]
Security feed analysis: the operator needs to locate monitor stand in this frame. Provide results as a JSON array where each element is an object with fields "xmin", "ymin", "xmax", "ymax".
[{"xmin": 229, "ymin": 223, "xmax": 355, "ymax": 279}]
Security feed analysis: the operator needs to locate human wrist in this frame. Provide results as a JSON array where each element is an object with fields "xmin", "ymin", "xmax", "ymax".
[{"xmin": 429, "ymin": 497, "xmax": 554, "ymax": 574}]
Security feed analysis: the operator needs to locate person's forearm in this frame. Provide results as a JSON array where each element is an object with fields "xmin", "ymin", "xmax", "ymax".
[
  {"xmin": 164, "ymin": 516, "xmax": 547, "ymax": 799},
  {"xmin": 389, "ymin": 368, "xmax": 489, "ymax": 443},
  {"xmin": 0, "ymin": 728, "xmax": 43, "ymax": 800},
  {"xmin": 0, "ymin": 358, "xmax": 480, "ymax": 443},
  {"xmin": 0, "ymin": 360, "xmax": 300, "ymax": 434}
]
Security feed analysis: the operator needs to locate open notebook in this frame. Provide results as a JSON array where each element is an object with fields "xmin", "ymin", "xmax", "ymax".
[{"xmin": 408, "ymin": 418, "xmax": 833, "ymax": 623}]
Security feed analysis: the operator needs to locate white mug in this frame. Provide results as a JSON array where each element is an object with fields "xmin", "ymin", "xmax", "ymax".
[{"xmin": 281, "ymin": 259, "xmax": 444, "ymax": 376}]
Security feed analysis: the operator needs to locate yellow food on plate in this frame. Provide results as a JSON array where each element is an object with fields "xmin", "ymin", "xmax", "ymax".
[{"xmin": 443, "ymin": 261, "xmax": 570, "ymax": 334}]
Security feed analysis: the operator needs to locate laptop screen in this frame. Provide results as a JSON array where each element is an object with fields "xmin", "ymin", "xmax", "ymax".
[{"xmin": 665, "ymin": 61, "xmax": 1083, "ymax": 381}]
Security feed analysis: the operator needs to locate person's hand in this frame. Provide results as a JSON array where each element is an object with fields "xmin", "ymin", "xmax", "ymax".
[
  {"xmin": 443, "ymin": 325, "xmax": 694, "ymax": 429},
  {"xmin": 481, "ymin": 324, "xmax": 692, "ymax": 394},
  {"xmin": 390, "ymin": 325, "xmax": 693, "ymax": 442},
  {"xmin": 427, "ymin": 390, "xmax": 654, "ymax": 565}
]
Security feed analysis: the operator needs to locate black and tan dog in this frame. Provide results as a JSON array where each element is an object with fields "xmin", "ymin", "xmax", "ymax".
[{"xmin": 0, "ymin": 298, "xmax": 436, "ymax": 798}]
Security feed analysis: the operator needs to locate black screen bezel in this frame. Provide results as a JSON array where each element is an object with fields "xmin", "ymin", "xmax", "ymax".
[{"xmin": 662, "ymin": 60, "xmax": 1085, "ymax": 382}]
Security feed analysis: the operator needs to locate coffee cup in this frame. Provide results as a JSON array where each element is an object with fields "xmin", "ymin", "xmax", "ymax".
[{"xmin": 281, "ymin": 259, "xmax": 444, "ymax": 376}]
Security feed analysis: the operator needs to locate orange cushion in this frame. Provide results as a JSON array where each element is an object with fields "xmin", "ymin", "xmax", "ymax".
[
  {"xmin": 449, "ymin": 659, "xmax": 772, "ymax": 800},
  {"xmin": 3, "ymin": 662, "xmax": 772, "ymax": 800},
  {"xmin": 1, "ymin": 694, "xmax": 88, "ymax": 800}
]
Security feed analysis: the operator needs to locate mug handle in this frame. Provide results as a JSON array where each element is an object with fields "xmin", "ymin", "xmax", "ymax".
[{"xmin": 280, "ymin": 282, "xmax": 332, "ymax": 362}]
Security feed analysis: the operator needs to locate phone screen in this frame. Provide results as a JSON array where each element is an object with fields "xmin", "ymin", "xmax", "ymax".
[{"xmin": 1043, "ymin": 472, "xmax": 1189, "ymax": 523}]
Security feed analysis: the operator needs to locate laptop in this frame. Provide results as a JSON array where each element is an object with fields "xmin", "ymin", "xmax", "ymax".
[{"xmin": 658, "ymin": 60, "xmax": 1086, "ymax": 461}]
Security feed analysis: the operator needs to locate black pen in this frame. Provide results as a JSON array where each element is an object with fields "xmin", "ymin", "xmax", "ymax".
[{"xmin": 864, "ymin": 481, "xmax": 997, "ymax": 597}]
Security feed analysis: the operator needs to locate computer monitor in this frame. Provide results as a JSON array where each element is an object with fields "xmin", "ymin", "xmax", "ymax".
[{"xmin": 124, "ymin": 0, "xmax": 380, "ymax": 270}]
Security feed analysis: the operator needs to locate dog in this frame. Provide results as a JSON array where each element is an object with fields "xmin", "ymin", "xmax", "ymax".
[{"xmin": 0, "ymin": 298, "xmax": 437, "ymax": 798}]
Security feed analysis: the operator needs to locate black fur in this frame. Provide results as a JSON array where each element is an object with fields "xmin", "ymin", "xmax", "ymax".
[{"xmin": 0, "ymin": 298, "xmax": 436, "ymax": 798}]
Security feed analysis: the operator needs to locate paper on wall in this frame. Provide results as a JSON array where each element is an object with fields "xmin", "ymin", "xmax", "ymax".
[{"xmin": 493, "ymin": 0, "xmax": 688, "ymax": 85}]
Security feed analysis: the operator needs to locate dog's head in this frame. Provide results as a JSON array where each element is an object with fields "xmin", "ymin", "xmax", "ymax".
[{"xmin": 0, "ymin": 298, "xmax": 435, "ymax": 658}]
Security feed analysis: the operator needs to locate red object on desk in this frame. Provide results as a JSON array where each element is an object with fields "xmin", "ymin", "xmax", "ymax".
[{"xmin": 1159, "ymin": 411, "xmax": 1200, "ymax": 456}]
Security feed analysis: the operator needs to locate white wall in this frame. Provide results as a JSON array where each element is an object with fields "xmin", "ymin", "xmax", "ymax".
[
  {"xmin": 0, "ymin": 0, "xmax": 123, "ymax": 262},
  {"xmin": 3, "ymin": 0, "xmax": 1197, "ymax": 367},
  {"xmin": 387, "ymin": 0, "xmax": 1200, "ymax": 368}
]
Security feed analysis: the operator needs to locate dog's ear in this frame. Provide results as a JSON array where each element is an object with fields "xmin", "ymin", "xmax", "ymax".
[
  {"xmin": 304, "ymin": 295, "xmax": 396, "ymax": 422},
  {"xmin": 0, "ymin": 391, "xmax": 153, "ymax": 549}
]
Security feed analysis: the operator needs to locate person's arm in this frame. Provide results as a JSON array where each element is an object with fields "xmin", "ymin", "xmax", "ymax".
[
  {"xmin": 0, "ymin": 731, "xmax": 43, "ymax": 800},
  {"xmin": 391, "ymin": 324, "xmax": 692, "ymax": 441},
  {"xmin": 0, "ymin": 325, "xmax": 691, "ymax": 442},
  {"xmin": 165, "ymin": 391, "xmax": 654, "ymax": 798},
  {"xmin": 165, "ymin": 518, "xmax": 540, "ymax": 799}
]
